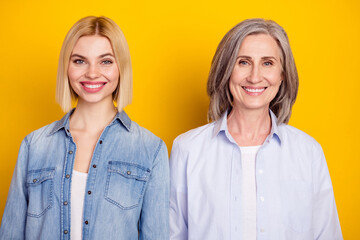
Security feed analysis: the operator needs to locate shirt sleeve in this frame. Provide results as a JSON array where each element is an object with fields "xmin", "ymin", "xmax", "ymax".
[
  {"xmin": 312, "ymin": 144, "xmax": 343, "ymax": 240},
  {"xmin": 139, "ymin": 140, "xmax": 170, "ymax": 240},
  {"xmin": 169, "ymin": 138, "xmax": 189, "ymax": 240},
  {"xmin": 0, "ymin": 137, "xmax": 29, "ymax": 239}
]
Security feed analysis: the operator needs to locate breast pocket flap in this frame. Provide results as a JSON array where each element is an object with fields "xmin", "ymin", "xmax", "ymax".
[
  {"xmin": 26, "ymin": 168, "xmax": 55, "ymax": 186},
  {"xmin": 108, "ymin": 161, "xmax": 150, "ymax": 181}
]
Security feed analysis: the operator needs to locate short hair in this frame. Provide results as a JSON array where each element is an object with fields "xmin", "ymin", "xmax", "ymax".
[
  {"xmin": 207, "ymin": 18, "xmax": 298, "ymax": 124},
  {"xmin": 56, "ymin": 16, "xmax": 132, "ymax": 112}
]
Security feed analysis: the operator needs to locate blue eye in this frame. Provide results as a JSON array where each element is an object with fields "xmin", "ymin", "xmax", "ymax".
[
  {"xmin": 73, "ymin": 59, "xmax": 85, "ymax": 64},
  {"xmin": 239, "ymin": 60, "xmax": 249, "ymax": 65},
  {"xmin": 102, "ymin": 60, "xmax": 113, "ymax": 64},
  {"xmin": 264, "ymin": 61, "xmax": 273, "ymax": 66}
]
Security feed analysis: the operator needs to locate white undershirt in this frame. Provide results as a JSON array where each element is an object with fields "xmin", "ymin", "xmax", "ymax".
[
  {"xmin": 71, "ymin": 170, "xmax": 88, "ymax": 240},
  {"xmin": 240, "ymin": 145, "xmax": 261, "ymax": 240}
]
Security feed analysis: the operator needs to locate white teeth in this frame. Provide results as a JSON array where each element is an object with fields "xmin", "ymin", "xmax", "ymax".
[
  {"xmin": 243, "ymin": 87, "xmax": 265, "ymax": 93},
  {"xmin": 84, "ymin": 84, "xmax": 104, "ymax": 89}
]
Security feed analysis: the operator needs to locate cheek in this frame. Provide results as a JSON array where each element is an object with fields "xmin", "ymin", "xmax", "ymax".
[
  {"xmin": 230, "ymin": 68, "xmax": 248, "ymax": 83},
  {"xmin": 228, "ymin": 81, "xmax": 239, "ymax": 100},
  {"xmin": 268, "ymin": 82, "xmax": 282, "ymax": 102},
  {"xmin": 67, "ymin": 66, "xmax": 81, "ymax": 82},
  {"xmin": 104, "ymin": 67, "xmax": 120, "ymax": 81},
  {"xmin": 268, "ymin": 71, "xmax": 283, "ymax": 86}
]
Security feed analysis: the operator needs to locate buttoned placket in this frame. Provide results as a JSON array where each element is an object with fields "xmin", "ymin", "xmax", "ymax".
[
  {"xmin": 256, "ymin": 137, "xmax": 273, "ymax": 239},
  {"xmin": 229, "ymin": 134, "xmax": 274, "ymax": 240},
  {"xmin": 61, "ymin": 128, "xmax": 76, "ymax": 240},
  {"xmin": 256, "ymin": 147, "xmax": 266, "ymax": 238},
  {"xmin": 230, "ymin": 144, "xmax": 242, "ymax": 239},
  {"xmin": 60, "ymin": 123, "xmax": 111, "ymax": 239},
  {"xmin": 81, "ymin": 123, "xmax": 111, "ymax": 239}
]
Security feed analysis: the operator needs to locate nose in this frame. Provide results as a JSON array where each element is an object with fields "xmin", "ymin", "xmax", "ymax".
[
  {"xmin": 85, "ymin": 64, "xmax": 100, "ymax": 79},
  {"xmin": 248, "ymin": 65, "xmax": 262, "ymax": 84}
]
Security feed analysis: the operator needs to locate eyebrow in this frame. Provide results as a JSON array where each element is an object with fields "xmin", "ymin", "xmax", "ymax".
[
  {"xmin": 99, "ymin": 53, "xmax": 115, "ymax": 58},
  {"xmin": 236, "ymin": 55, "xmax": 278, "ymax": 61},
  {"xmin": 70, "ymin": 53, "xmax": 115, "ymax": 59}
]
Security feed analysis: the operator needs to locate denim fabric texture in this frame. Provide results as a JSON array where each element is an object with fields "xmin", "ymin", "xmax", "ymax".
[{"xmin": 0, "ymin": 110, "xmax": 169, "ymax": 240}]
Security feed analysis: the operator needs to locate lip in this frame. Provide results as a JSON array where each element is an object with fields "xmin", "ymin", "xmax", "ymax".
[
  {"xmin": 242, "ymin": 86, "xmax": 267, "ymax": 96},
  {"xmin": 80, "ymin": 81, "xmax": 107, "ymax": 93}
]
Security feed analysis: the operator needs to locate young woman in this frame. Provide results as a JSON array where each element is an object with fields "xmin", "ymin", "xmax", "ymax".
[
  {"xmin": 169, "ymin": 19, "xmax": 342, "ymax": 240},
  {"xmin": 0, "ymin": 16, "xmax": 169, "ymax": 239}
]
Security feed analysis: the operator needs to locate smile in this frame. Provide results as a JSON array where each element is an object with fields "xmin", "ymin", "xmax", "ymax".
[
  {"xmin": 82, "ymin": 83, "xmax": 105, "ymax": 89},
  {"xmin": 80, "ymin": 82, "xmax": 107, "ymax": 93},
  {"xmin": 242, "ymin": 87, "xmax": 266, "ymax": 93}
]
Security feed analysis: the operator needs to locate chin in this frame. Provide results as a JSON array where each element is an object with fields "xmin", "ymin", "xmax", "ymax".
[{"xmin": 240, "ymin": 101, "xmax": 268, "ymax": 110}]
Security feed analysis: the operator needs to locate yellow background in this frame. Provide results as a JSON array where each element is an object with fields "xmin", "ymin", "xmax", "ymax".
[{"xmin": 0, "ymin": 0, "xmax": 359, "ymax": 238}]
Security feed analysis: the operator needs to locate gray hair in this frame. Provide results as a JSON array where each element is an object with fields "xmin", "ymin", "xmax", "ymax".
[{"xmin": 207, "ymin": 18, "xmax": 298, "ymax": 124}]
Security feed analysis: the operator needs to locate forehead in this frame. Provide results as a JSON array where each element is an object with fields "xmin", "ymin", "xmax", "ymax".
[
  {"xmin": 72, "ymin": 35, "xmax": 114, "ymax": 54},
  {"xmin": 238, "ymin": 34, "xmax": 281, "ymax": 58}
]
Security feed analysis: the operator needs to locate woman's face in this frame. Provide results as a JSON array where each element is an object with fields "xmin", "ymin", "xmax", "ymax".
[
  {"xmin": 229, "ymin": 34, "xmax": 283, "ymax": 112},
  {"xmin": 68, "ymin": 35, "xmax": 119, "ymax": 105}
]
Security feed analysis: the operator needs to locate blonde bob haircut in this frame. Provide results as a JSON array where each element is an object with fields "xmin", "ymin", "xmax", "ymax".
[
  {"xmin": 56, "ymin": 16, "xmax": 132, "ymax": 112},
  {"xmin": 207, "ymin": 18, "xmax": 298, "ymax": 124}
]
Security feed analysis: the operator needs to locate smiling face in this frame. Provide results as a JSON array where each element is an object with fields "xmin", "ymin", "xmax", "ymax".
[
  {"xmin": 229, "ymin": 34, "xmax": 283, "ymax": 112},
  {"xmin": 68, "ymin": 35, "xmax": 119, "ymax": 106}
]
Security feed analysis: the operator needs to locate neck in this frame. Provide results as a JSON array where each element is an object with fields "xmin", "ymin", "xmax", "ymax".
[
  {"xmin": 227, "ymin": 107, "xmax": 271, "ymax": 146},
  {"xmin": 70, "ymin": 99, "xmax": 117, "ymax": 133}
]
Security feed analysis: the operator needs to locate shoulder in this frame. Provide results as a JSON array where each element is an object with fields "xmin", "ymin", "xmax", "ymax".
[
  {"xmin": 278, "ymin": 124, "xmax": 323, "ymax": 154},
  {"xmin": 25, "ymin": 120, "xmax": 63, "ymax": 145},
  {"xmin": 129, "ymin": 120, "xmax": 167, "ymax": 155},
  {"xmin": 114, "ymin": 111, "xmax": 166, "ymax": 155},
  {"xmin": 130, "ymin": 121, "xmax": 162, "ymax": 143},
  {"xmin": 172, "ymin": 122, "xmax": 215, "ymax": 152}
]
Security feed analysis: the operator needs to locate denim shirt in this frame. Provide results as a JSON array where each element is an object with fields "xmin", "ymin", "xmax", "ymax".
[{"xmin": 0, "ymin": 110, "xmax": 169, "ymax": 240}]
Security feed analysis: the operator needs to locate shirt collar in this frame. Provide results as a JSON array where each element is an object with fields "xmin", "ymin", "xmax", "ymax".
[
  {"xmin": 213, "ymin": 109, "xmax": 282, "ymax": 145},
  {"xmin": 269, "ymin": 110, "xmax": 282, "ymax": 144},
  {"xmin": 112, "ymin": 110, "xmax": 132, "ymax": 131},
  {"xmin": 48, "ymin": 109, "xmax": 132, "ymax": 136}
]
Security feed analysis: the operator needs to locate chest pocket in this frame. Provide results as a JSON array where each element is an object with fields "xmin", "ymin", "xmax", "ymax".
[
  {"xmin": 26, "ymin": 168, "xmax": 55, "ymax": 218},
  {"xmin": 105, "ymin": 161, "xmax": 151, "ymax": 210}
]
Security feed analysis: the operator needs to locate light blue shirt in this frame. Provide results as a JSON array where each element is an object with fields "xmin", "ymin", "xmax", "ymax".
[
  {"xmin": 169, "ymin": 110, "xmax": 342, "ymax": 240},
  {"xmin": 0, "ymin": 110, "xmax": 169, "ymax": 240}
]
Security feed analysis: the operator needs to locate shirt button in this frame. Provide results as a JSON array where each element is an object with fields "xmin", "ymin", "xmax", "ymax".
[
  {"xmin": 63, "ymin": 201, "xmax": 68, "ymax": 205},
  {"xmin": 69, "ymin": 151, "xmax": 73, "ymax": 154},
  {"xmin": 260, "ymin": 196, "xmax": 265, "ymax": 202},
  {"xmin": 66, "ymin": 174, "xmax": 70, "ymax": 179},
  {"xmin": 259, "ymin": 169, "xmax": 263, "ymax": 174},
  {"xmin": 127, "ymin": 171, "xmax": 131, "ymax": 175},
  {"xmin": 99, "ymin": 140, "xmax": 103, "ymax": 144},
  {"xmin": 93, "ymin": 164, "xmax": 97, "ymax": 168},
  {"xmin": 88, "ymin": 191, "xmax": 91, "ymax": 195},
  {"xmin": 85, "ymin": 220, "xmax": 89, "ymax": 225},
  {"xmin": 33, "ymin": 179, "xmax": 37, "ymax": 183},
  {"xmin": 64, "ymin": 230, "xmax": 68, "ymax": 234}
]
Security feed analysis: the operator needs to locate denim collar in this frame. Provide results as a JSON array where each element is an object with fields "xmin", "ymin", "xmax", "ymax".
[
  {"xmin": 48, "ymin": 109, "xmax": 132, "ymax": 136},
  {"xmin": 213, "ymin": 109, "xmax": 282, "ymax": 145}
]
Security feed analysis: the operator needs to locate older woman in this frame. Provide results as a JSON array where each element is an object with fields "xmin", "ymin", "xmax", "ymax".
[
  {"xmin": 0, "ymin": 16, "xmax": 169, "ymax": 239},
  {"xmin": 169, "ymin": 19, "xmax": 342, "ymax": 240}
]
